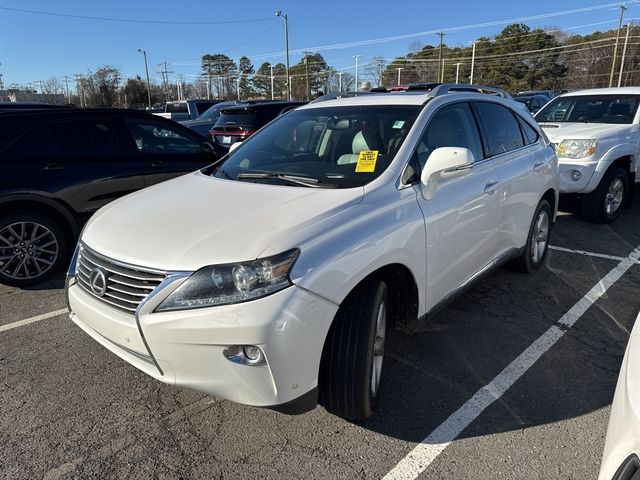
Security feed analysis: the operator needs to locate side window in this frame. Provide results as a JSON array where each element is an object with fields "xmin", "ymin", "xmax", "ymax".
[
  {"xmin": 5, "ymin": 126, "xmax": 55, "ymax": 157},
  {"xmin": 415, "ymin": 102, "xmax": 484, "ymax": 171},
  {"xmin": 517, "ymin": 116, "xmax": 540, "ymax": 145},
  {"xmin": 124, "ymin": 119, "xmax": 201, "ymax": 154},
  {"xmin": 474, "ymin": 102, "xmax": 525, "ymax": 156},
  {"xmin": 48, "ymin": 119, "xmax": 120, "ymax": 156}
]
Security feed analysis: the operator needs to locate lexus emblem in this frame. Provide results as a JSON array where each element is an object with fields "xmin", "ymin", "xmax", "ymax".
[{"xmin": 89, "ymin": 268, "xmax": 108, "ymax": 297}]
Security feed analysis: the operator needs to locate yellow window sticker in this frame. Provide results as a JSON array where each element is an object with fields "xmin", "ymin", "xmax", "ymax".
[{"xmin": 355, "ymin": 150, "xmax": 378, "ymax": 172}]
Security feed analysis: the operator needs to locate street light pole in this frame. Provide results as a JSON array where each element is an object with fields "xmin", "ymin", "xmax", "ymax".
[
  {"xmin": 353, "ymin": 54, "xmax": 361, "ymax": 91},
  {"xmin": 275, "ymin": 10, "xmax": 290, "ymax": 100},
  {"xmin": 338, "ymin": 72, "xmax": 343, "ymax": 92},
  {"xmin": 137, "ymin": 49, "xmax": 152, "ymax": 109},
  {"xmin": 455, "ymin": 63, "xmax": 461, "ymax": 84},
  {"xmin": 618, "ymin": 23, "xmax": 632, "ymax": 87},
  {"xmin": 470, "ymin": 41, "xmax": 476, "ymax": 84},
  {"xmin": 396, "ymin": 67, "xmax": 403, "ymax": 85}
]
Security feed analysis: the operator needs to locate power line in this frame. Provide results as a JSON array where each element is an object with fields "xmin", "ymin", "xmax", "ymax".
[{"xmin": 0, "ymin": 5, "xmax": 276, "ymax": 25}]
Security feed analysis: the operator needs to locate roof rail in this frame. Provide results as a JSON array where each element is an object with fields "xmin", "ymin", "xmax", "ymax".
[
  {"xmin": 370, "ymin": 83, "xmax": 511, "ymax": 99},
  {"xmin": 429, "ymin": 83, "xmax": 511, "ymax": 98}
]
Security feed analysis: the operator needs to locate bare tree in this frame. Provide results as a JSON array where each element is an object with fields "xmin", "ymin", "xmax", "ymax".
[{"xmin": 365, "ymin": 56, "xmax": 387, "ymax": 87}]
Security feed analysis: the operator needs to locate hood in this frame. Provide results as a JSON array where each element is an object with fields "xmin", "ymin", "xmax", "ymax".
[
  {"xmin": 539, "ymin": 122, "xmax": 624, "ymax": 144},
  {"xmin": 82, "ymin": 171, "xmax": 364, "ymax": 271}
]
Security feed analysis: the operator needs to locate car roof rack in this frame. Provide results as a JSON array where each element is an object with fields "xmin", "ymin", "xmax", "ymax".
[{"xmin": 370, "ymin": 83, "xmax": 511, "ymax": 99}]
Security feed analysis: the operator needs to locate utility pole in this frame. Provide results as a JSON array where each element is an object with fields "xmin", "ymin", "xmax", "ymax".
[
  {"xmin": 237, "ymin": 76, "xmax": 241, "ymax": 101},
  {"xmin": 338, "ymin": 71, "xmax": 343, "ymax": 92},
  {"xmin": 159, "ymin": 61, "xmax": 173, "ymax": 101},
  {"xmin": 437, "ymin": 32, "xmax": 445, "ymax": 83},
  {"xmin": 275, "ymin": 11, "xmax": 290, "ymax": 100},
  {"xmin": 353, "ymin": 54, "xmax": 361, "ymax": 91},
  {"xmin": 207, "ymin": 74, "xmax": 212, "ymax": 100},
  {"xmin": 470, "ymin": 41, "xmax": 476, "ymax": 84},
  {"xmin": 304, "ymin": 51, "xmax": 310, "ymax": 101},
  {"xmin": 63, "ymin": 75, "xmax": 71, "ymax": 103},
  {"xmin": 618, "ymin": 23, "xmax": 632, "ymax": 87},
  {"xmin": 74, "ymin": 74, "xmax": 85, "ymax": 107},
  {"xmin": 396, "ymin": 67, "xmax": 403, "ymax": 85},
  {"xmin": 137, "ymin": 49, "xmax": 152, "ymax": 109},
  {"xmin": 440, "ymin": 59, "xmax": 445, "ymax": 83},
  {"xmin": 270, "ymin": 65, "xmax": 275, "ymax": 99},
  {"xmin": 609, "ymin": 3, "xmax": 627, "ymax": 88},
  {"xmin": 455, "ymin": 63, "xmax": 461, "ymax": 84}
]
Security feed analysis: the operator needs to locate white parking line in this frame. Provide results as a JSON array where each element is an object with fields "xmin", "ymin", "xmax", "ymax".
[
  {"xmin": 549, "ymin": 245, "xmax": 629, "ymax": 262},
  {"xmin": 0, "ymin": 308, "xmax": 69, "ymax": 333},
  {"xmin": 383, "ymin": 245, "xmax": 640, "ymax": 480}
]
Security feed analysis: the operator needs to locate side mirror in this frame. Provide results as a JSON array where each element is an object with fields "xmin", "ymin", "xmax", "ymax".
[
  {"xmin": 420, "ymin": 147, "xmax": 474, "ymax": 187},
  {"xmin": 228, "ymin": 141, "xmax": 242, "ymax": 153}
]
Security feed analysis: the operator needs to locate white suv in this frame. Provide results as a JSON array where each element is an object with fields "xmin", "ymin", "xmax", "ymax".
[
  {"xmin": 536, "ymin": 87, "xmax": 640, "ymax": 223},
  {"xmin": 66, "ymin": 84, "xmax": 558, "ymax": 420}
]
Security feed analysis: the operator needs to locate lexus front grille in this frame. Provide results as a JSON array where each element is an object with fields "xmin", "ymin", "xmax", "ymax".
[{"xmin": 75, "ymin": 244, "xmax": 166, "ymax": 314}]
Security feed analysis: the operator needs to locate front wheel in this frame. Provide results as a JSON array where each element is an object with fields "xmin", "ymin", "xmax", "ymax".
[
  {"xmin": 319, "ymin": 278, "xmax": 388, "ymax": 420},
  {"xmin": 580, "ymin": 166, "xmax": 628, "ymax": 223},
  {"xmin": 508, "ymin": 199, "xmax": 552, "ymax": 274}
]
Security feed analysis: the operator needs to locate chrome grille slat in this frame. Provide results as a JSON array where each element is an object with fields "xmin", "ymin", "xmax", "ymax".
[
  {"xmin": 80, "ymin": 249, "xmax": 165, "ymax": 282},
  {"xmin": 76, "ymin": 244, "xmax": 166, "ymax": 315}
]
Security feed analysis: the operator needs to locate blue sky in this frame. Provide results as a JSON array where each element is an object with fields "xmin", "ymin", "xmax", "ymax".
[{"xmin": 0, "ymin": 0, "xmax": 638, "ymax": 87}]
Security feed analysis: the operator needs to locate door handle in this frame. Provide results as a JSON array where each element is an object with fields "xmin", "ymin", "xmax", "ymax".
[
  {"xmin": 484, "ymin": 180, "xmax": 499, "ymax": 194},
  {"xmin": 533, "ymin": 161, "xmax": 545, "ymax": 171},
  {"xmin": 147, "ymin": 161, "xmax": 167, "ymax": 168},
  {"xmin": 43, "ymin": 163, "xmax": 65, "ymax": 171}
]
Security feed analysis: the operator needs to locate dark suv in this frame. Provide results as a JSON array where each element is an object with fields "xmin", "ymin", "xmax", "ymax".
[
  {"xmin": 209, "ymin": 100, "xmax": 306, "ymax": 149},
  {"xmin": 0, "ymin": 108, "xmax": 218, "ymax": 287}
]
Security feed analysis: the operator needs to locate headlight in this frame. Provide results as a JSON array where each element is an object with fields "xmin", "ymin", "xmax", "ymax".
[
  {"xmin": 556, "ymin": 139, "xmax": 597, "ymax": 159},
  {"xmin": 155, "ymin": 249, "xmax": 299, "ymax": 312}
]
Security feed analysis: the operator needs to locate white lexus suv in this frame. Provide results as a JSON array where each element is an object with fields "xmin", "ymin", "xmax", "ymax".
[
  {"xmin": 66, "ymin": 84, "xmax": 558, "ymax": 420},
  {"xmin": 535, "ymin": 87, "xmax": 640, "ymax": 223}
]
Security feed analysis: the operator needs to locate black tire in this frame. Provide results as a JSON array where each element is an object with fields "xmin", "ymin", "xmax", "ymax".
[
  {"xmin": 580, "ymin": 166, "xmax": 629, "ymax": 223},
  {"xmin": 508, "ymin": 199, "xmax": 552, "ymax": 274},
  {"xmin": 0, "ymin": 212, "xmax": 68, "ymax": 287},
  {"xmin": 319, "ymin": 278, "xmax": 388, "ymax": 421}
]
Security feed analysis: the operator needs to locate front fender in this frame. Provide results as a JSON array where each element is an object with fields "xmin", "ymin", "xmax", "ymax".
[
  {"xmin": 584, "ymin": 143, "xmax": 637, "ymax": 192},
  {"xmin": 290, "ymin": 185, "xmax": 427, "ymax": 316}
]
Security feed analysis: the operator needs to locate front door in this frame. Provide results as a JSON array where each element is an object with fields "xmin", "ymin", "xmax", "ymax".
[{"xmin": 413, "ymin": 102, "xmax": 502, "ymax": 311}]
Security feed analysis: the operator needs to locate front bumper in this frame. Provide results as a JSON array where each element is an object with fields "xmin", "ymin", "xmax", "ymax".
[
  {"xmin": 67, "ymin": 272, "xmax": 338, "ymax": 411},
  {"xmin": 558, "ymin": 159, "xmax": 599, "ymax": 194}
]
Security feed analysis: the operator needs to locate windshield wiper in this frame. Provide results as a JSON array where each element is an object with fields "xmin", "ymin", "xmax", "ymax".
[{"xmin": 236, "ymin": 171, "xmax": 321, "ymax": 188}]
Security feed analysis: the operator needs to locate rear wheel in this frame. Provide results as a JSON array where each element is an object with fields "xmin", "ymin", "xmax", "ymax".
[
  {"xmin": 508, "ymin": 199, "xmax": 551, "ymax": 274},
  {"xmin": 580, "ymin": 166, "xmax": 628, "ymax": 223},
  {"xmin": 319, "ymin": 278, "xmax": 388, "ymax": 420},
  {"xmin": 0, "ymin": 213, "xmax": 68, "ymax": 287}
]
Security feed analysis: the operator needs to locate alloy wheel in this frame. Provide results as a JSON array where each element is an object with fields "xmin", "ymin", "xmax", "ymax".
[
  {"xmin": 530, "ymin": 210, "xmax": 549, "ymax": 264},
  {"xmin": 605, "ymin": 177, "xmax": 624, "ymax": 215},
  {"xmin": 371, "ymin": 301, "xmax": 386, "ymax": 397},
  {"xmin": 0, "ymin": 221, "xmax": 59, "ymax": 280}
]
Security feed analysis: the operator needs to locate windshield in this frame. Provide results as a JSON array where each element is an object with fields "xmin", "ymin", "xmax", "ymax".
[
  {"xmin": 514, "ymin": 97, "xmax": 532, "ymax": 108},
  {"xmin": 211, "ymin": 105, "xmax": 420, "ymax": 188},
  {"xmin": 535, "ymin": 94, "xmax": 639, "ymax": 124}
]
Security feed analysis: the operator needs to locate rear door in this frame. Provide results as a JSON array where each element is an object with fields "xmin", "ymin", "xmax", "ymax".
[
  {"xmin": 121, "ymin": 116, "xmax": 214, "ymax": 187},
  {"xmin": 472, "ymin": 101, "xmax": 549, "ymax": 258}
]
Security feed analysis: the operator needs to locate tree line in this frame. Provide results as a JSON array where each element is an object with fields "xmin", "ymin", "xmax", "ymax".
[{"xmin": 7, "ymin": 22, "xmax": 639, "ymax": 108}]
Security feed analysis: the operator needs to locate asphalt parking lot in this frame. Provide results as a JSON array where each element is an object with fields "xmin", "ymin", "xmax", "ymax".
[{"xmin": 1, "ymin": 188, "xmax": 639, "ymax": 480}]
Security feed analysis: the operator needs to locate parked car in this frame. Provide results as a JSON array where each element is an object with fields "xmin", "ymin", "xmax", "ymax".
[
  {"xmin": 513, "ymin": 94, "xmax": 548, "ymax": 113},
  {"xmin": 209, "ymin": 100, "xmax": 306, "ymax": 150},
  {"xmin": 0, "ymin": 108, "xmax": 218, "ymax": 287},
  {"xmin": 515, "ymin": 90, "xmax": 556, "ymax": 101},
  {"xmin": 66, "ymin": 83, "xmax": 558, "ymax": 420},
  {"xmin": 180, "ymin": 101, "xmax": 240, "ymax": 137},
  {"xmin": 599, "ymin": 310, "xmax": 640, "ymax": 480},
  {"xmin": 535, "ymin": 87, "xmax": 640, "ymax": 223},
  {"xmin": 154, "ymin": 99, "xmax": 219, "ymax": 122}
]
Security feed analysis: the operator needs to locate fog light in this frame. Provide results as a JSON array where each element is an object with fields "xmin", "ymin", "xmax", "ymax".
[
  {"xmin": 570, "ymin": 170, "xmax": 582, "ymax": 182},
  {"xmin": 223, "ymin": 345, "xmax": 266, "ymax": 366}
]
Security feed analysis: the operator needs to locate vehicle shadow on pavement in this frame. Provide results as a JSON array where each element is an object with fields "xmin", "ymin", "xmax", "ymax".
[{"xmin": 358, "ymin": 189, "xmax": 640, "ymax": 443}]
